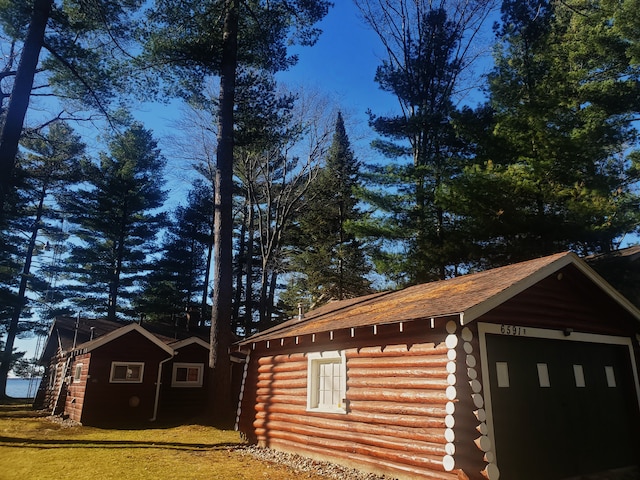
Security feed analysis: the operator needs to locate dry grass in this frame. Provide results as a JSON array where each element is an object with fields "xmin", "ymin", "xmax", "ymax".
[{"xmin": 0, "ymin": 401, "xmax": 327, "ymax": 480}]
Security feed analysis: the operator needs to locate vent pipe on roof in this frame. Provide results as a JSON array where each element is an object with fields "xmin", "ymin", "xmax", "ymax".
[{"xmin": 297, "ymin": 303, "xmax": 304, "ymax": 320}]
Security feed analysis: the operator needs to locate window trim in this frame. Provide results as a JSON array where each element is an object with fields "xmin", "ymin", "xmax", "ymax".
[
  {"xmin": 306, "ymin": 351, "xmax": 347, "ymax": 414},
  {"xmin": 171, "ymin": 362, "xmax": 204, "ymax": 388},
  {"xmin": 109, "ymin": 362, "xmax": 144, "ymax": 383}
]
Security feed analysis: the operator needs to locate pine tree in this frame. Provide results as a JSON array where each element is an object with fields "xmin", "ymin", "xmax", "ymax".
[
  {"xmin": 0, "ymin": 0, "xmax": 143, "ymax": 216},
  {"xmin": 60, "ymin": 123, "xmax": 166, "ymax": 321},
  {"xmin": 135, "ymin": 181, "xmax": 213, "ymax": 326},
  {"xmin": 287, "ymin": 112, "xmax": 372, "ymax": 310},
  {"xmin": 359, "ymin": 6, "xmax": 475, "ymax": 284},
  {"xmin": 141, "ymin": 0, "xmax": 331, "ymax": 425},
  {"xmin": 450, "ymin": 0, "xmax": 640, "ymax": 265},
  {"xmin": 0, "ymin": 121, "xmax": 83, "ymax": 398}
]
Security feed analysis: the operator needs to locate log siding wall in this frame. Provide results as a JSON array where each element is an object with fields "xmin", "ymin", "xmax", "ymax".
[
  {"xmin": 65, "ymin": 353, "xmax": 91, "ymax": 423},
  {"xmin": 239, "ymin": 330, "xmax": 462, "ymax": 480}
]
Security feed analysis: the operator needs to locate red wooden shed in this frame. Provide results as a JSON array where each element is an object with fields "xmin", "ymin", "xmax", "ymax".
[
  {"xmin": 158, "ymin": 336, "xmax": 211, "ymax": 420},
  {"xmin": 63, "ymin": 323, "xmax": 173, "ymax": 426},
  {"xmin": 36, "ymin": 318, "xmax": 210, "ymax": 426},
  {"xmin": 233, "ymin": 252, "xmax": 640, "ymax": 480}
]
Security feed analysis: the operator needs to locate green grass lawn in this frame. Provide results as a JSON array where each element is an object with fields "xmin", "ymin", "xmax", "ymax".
[{"xmin": 0, "ymin": 401, "xmax": 325, "ymax": 480}]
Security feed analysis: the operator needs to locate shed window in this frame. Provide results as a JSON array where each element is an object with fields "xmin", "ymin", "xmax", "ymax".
[
  {"xmin": 496, "ymin": 362, "xmax": 510, "ymax": 388},
  {"xmin": 307, "ymin": 351, "xmax": 347, "ymax": 414},
  {"xmin": 73, "ymin": 363, "xmax": 83, "ymax": 382},
  {"xmin": 172, "ymin": 363, "xmax": 204, "ymax": 387},
  {"xmin": 573, "ymin": 364, "xmax": 585, "ymax": 387},
  {"xmin": 605, "ymin": 366, "xmax": 616, "ymax": 388},
  {"xmin": 537, "ymin": 363, "xmax": 550, "ymax": 387},
  {"xmin": 110, "ymin": 362, "xmax": 144, "ymax": 383}
]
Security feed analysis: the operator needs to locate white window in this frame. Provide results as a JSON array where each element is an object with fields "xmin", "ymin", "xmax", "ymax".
[
  {"xmin": 307, "ymin": 351, "xmax": 347, "ymax": 414},
  {"xmin": 73, "ymin": 363, "xmax": 83, "ymax": 382},
  {"xmin": 537, "ymin": 363, "xmax": 551, "ymax": 387},
  {"xmin": 573, "ymin": 364, "xmax": 585, "ymax": 387},
  {"xmin": 110, "ymin": 362, "xmax": 144, "ymax": 383},
  {"xmin": 605, "ymin": 366, "xmax": 616, "ymax": 387},
  {"xmin": 496, "ymin": 362, "xmax": 510, "ymax": 388},
  {"xmin": 171, "ymin": 363, "xmax": 204, "ymax": 387}
]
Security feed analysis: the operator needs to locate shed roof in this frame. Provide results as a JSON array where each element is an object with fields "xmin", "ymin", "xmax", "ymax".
[
  {"xmin": 239, "ymin": 251, "xmax": 640, "ymax": 346},
  {"xmin": 39, "ymin": 316, "xmax": 126, "ymax": 364},
  {"xmin": 72, "ymin": 323, "xmax": 174, "ymax": 356}
]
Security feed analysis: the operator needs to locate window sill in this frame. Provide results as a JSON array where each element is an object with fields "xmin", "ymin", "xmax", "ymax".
[{"xmin": 306, "ymin": 407, "xmax": 347, "ymax": 415}]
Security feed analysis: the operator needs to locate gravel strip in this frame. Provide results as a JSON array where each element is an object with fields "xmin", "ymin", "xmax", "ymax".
[
  {"xmin": 46, "ymin": 415, "xmax": 82, "ymax": 427},
  {"xmin": 237, "ymin": 445, "xmax": 393, "ymax": 480}
]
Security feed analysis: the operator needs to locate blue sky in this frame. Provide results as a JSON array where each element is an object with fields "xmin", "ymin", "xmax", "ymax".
[
  {"xmin": 14, "ymin": 1, "xmax": 397, "ymax": 368},
  {"xmin": 14, "ymin": 1, "xmax": 498, "ymax": 368}
]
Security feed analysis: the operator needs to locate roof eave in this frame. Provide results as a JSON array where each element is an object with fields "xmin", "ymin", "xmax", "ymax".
[
  {"xmin": 73, "ymin": 323, "xmax": 174, "ymax": 356},
  {"xmin": 462, "ymin": 252, "xmax": 640, "ymax": 325}
]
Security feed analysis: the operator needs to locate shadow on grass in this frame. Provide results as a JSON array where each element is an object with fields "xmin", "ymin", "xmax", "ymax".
[
  {"xmin": 0, "ymin": 402, "xmax": 47, "ymax": 419},
  {"xmin": 1, "ymin": 402, "xmax": 221, "ymax": 430},
  {"xmin": 0, "ymin": 435, "xmax": 243, "ymax": 451}
]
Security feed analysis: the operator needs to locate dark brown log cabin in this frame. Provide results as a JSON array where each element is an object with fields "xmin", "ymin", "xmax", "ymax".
[{"xmin": 234, "ymin": 252, "xmax": 640, "ymax": 480}]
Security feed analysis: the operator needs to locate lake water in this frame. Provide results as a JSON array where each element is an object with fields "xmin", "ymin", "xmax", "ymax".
[{"xmin": 6, "ymin": 377, "xmax": 41, "ymax": 399}]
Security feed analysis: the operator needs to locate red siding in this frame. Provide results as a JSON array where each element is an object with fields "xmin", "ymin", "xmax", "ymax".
[
  {"xmin": 236, "ymin": 261, "xmax": 640, "ymax": 480},
  {"xmin": 80, "ymin": 330, "xmax": 171, "ymax": 426},
  {"xmin": 159, "ymin": 342, "xmax": 209, "ymax": 420}
]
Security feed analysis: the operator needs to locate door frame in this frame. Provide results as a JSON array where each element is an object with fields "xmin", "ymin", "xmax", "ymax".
[{"xmin": 477, "ymin": 322, "xmax": 640, "ymax": 472}]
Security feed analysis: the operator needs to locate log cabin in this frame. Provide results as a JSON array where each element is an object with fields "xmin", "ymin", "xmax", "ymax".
[
  {"xmin": 35, "ymin": 316, "xmax": 210, "ymax": 426},
  {"xmin": 233, "ymin": 252, "xmax": 640, "ymax": 480}
]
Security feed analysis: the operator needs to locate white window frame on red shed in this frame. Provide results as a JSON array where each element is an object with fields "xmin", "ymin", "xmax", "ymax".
[
  {"xmin": 171, "ymin": 362, "xmax": 204, "ymax": 387},
  {"xmin": 109, "ymin": 362, "xmax": 144, "ymax": 383},
  {"xmin": 306, "ymin": 351, "xmax": 347, "ymax": 414}
]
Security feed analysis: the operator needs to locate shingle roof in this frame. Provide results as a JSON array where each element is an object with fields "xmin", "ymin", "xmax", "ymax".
[{"xmin": 239, "ymin": 251, "xmax": 640, "ymax": 346}]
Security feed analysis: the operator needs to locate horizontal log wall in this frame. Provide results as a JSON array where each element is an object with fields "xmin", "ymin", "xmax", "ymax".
[
  {"xmin": 65, "ymin": 354, "xmax": 90, "ymax": 422},
  {"xmin": 241, "ymin": 339, "xmax": 459, "ymax": 480}
]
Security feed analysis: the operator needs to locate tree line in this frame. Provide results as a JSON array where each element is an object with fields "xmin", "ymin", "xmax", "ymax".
[{"xmin": 1, "ymin": 0, "xmax": 639, "ymax": 422}]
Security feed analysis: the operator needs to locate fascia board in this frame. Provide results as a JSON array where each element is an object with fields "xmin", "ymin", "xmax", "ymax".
[
  {"xmin": 76, "ymin": 323, "xmax": 174, "ymax": 356},
  {"xmin": 171, "ymin": 336, "xmax": 210, "ymax": 350}
]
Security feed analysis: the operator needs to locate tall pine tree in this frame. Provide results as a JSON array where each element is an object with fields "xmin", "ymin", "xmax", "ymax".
[
  {"xmin": 141, "ymin": 0, "xmax": 331, "ymax": 425},
  {"xmin": 286, "ymin": 112, "xmax": 372, "ymax": 310},
  {"xmin": 0, "ymin": 121, "xmax": 84, "ymax": 398},
  {"xmin": 450, "ymin": 0, "xmax": 640, "ymax": 265},
  {"xmin": 358, "ymin": 6, "xmax": 477, "ymax": 284},
  {"xmin": 60, "ymin": 123, "xmax": 166, "ymax": 321},
  {"xmin": 135, "ymin": 181, "xmax": 214, "ymax": 327}
]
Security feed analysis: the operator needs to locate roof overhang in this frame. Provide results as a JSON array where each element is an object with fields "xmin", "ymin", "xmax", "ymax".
[
  {"xmin": 170, "ymin": 336, "xmax": 211, "ymax": 350},
  {"xmin": 235, "ymin": 252, "xmax": 640, "ymax": 351},
  {"xmin": 463, "ymin": 252, "xmax": 640, "ymax": 325},
  {"xmin": 72, "ymin": 323, "xmax": 174, "ymax": 356}
]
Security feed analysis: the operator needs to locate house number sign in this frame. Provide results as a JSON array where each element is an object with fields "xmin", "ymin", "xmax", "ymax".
[{"xmin": 499, "ymin": 324, "xmax": 527, "ymax": 336}]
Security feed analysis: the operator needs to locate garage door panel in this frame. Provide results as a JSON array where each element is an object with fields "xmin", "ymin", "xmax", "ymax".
[{"xmin": 484, "ymin": 332, "xmax": 640, "ymax": 480}]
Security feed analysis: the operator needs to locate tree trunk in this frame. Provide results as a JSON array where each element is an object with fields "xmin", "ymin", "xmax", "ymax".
[
  {"xmin": 0, "ymin": 185, "xmax": 46, "ymax": 398},
  {"xmin": 0, "ymin": 0, "xmax": 52, "ymax": 216},
  {"xmin": 244, "ymin": 201, "xmax": 254, "ymax": 335},
  {"xmin": 200, "ymin": 202, "xmax": 215, "ymax": 324},
  {"xmin": 233, "ymin": 206, "xmax": 246, "ymax": 324},
  {"xmin": 209, "ymin": 0, "xmax": 238, "ymax": 428}
]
